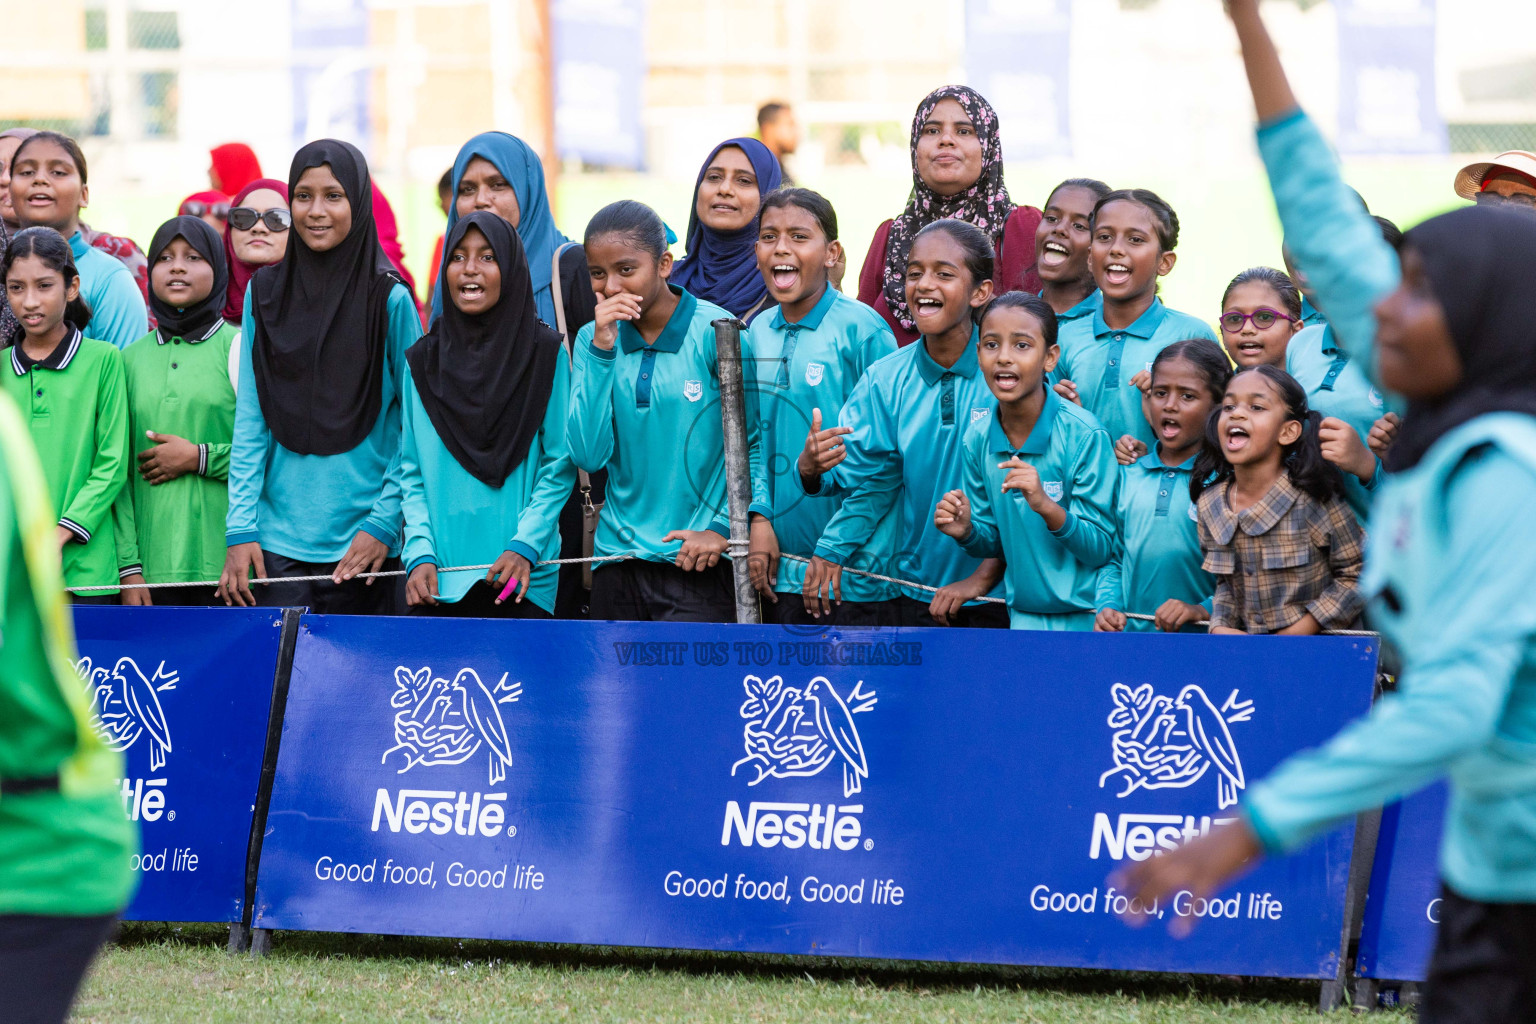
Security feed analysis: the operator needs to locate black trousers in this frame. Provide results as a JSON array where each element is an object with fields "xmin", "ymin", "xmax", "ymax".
[
  {"xmin": 67, "ymin": 593, "xmax": 116, "ymax": 606},
  {"xmin": 589, "ymin": 559, "xmax": 736, "ymax": 623},
  {"xmin": 149, "ymin": 584, "xmax": 222, "ymax": 607},
  {"xmin": 1421, "ymin": 885, "xmax": 1536, "ymax": 1024},
  {"xmin": 254, "ymin": 550, "xmax": 401, "ymax": 615},
  {"xmin": 0, "ymin": 913, "xmax": 115, "ymax": 1024},
  {"xmin": 407, "ymin": 581, "xmax": 553, "ymax": 619},
  {"xmin": 554, "ymin": 470, "xmax": 606, "ymax": 620},
  {"xmin": 764, "ymin": 594, "xmax": 895, "ymax": 628},
  {"xmin": 892, "ymin": 594, "xmax": 1010, "ymax": 629}
]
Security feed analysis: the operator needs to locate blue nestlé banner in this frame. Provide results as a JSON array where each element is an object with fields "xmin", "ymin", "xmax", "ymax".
[
  {"xmin": 1355, "ymin": 782, "xmax": 1446, "ymax": 982},
  {"xmin": 72, "ymin": 606, "xmax": 285, "ymax": 923},
  {"xmin": 255, "ymin": 618, "xmax": 1377, "ymax": 977}
]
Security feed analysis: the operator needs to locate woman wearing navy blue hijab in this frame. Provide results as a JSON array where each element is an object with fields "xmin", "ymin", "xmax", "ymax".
[{"xmin": 670, "ymin": 137, "xmax": 782, "ymax": 319}]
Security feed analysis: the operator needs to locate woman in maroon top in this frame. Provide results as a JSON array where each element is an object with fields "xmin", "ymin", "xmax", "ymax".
[{"xmin": 857, "ymin": 85, "xmax": 1043, "ymax": 346}]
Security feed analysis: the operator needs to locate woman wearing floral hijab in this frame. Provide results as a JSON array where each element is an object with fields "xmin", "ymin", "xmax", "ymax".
[{"xmin": 856, "ymin": 85, "xmax": 1043, "ymax": 345}]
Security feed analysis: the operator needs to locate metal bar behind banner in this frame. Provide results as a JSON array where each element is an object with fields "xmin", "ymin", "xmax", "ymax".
[
  {"xmin": 712, "ymin": 318, "xmax": 760, "ymax": 624},
  {"xmin": 229, "ymin": 606, "xmax": 302, "ymax": 956}
]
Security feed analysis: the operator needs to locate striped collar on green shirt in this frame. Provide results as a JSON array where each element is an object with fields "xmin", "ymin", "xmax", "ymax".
[{"xmin": 8, "ymin": 326, "xmax": 83, "ymax": 374}]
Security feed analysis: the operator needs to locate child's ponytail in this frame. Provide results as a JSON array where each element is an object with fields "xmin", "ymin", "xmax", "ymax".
[{"xmin": 1285, "ymin": 407, "xmax": 1344, "ymax": 503}]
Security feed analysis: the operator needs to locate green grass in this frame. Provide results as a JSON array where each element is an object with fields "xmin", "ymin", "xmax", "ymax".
[{"xmin": 73, "ymin": 923, "xmax": 1415, "ymax": 1023}]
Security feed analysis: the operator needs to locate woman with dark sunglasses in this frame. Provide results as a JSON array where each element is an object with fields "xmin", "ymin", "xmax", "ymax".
[
  {"xmin": 178, "ymin": 190, "xmax": 230, "ymax": 230},
  {"xmin": 221, "ymin": 178, "xmax": 290, "ymax": 324}
]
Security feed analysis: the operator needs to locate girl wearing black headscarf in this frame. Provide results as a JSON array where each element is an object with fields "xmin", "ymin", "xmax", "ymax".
[
  {"xmin": 218, "ymin": 139, "xmax": 421, "ymax": 612},
  {"xmin": 118, "ymin": 215, "xmax": 238, "ymax": 605},
  {"xmin": 400, "ymin": 211, "xmax": 573, "ymax": 618},
  {"xmin": 1112, "ymin": 7, "xmax": 1536, "ymax": 1017}
]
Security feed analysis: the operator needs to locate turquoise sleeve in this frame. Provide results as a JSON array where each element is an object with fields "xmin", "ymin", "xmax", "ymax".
[
  {"xmin": 1095, "ymin": 557, "xmax": 1124, "ymax": 613},
  {"xmin": 398, "ymin": 381, "xmax": 436, "ymax": 577},
  {"xmin": 566, "ymin": 326, "xmax": 617, "ymax": 474},
  {"xmin": 958, "ymin": 429, "xmax": 1003, "ymax": 560},
  {"xmin": 226, "ymin": 295, "xmax": 269, "ymax": 547},
  {"xmin": 1255, "ymin": 110, "xmax": 1399, "ymax": 375},
  {"xmin": 1051, "ymin": 430, "xmax": 1120, "ymax": 569},
  {"xmin": 511, "ymin": 346, "xmax": 577, "ymax": 560},
  {"xmin": 361, "ymin": 286, "xmax": 418, "ymax": 549},
  {"xmin": 95, "ymin": 268, "xmax": 150, "ymax": 350},
  {"xmin": 811, "ymin": 372, "xmax": 901, "ymax": 562},
  {"xmin": 1243, "ymin": 449, "xmax": 1536, "ymax": 851}
]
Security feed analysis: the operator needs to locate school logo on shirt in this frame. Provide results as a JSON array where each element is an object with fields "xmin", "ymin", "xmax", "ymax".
[
  {"xmin": 1098, "ymin": 683, "xmax": 1255, "ymax": 810},
  {"xmin": 1188, "ymin": 503, "xmax": 1200, "ymax": 522},
  {"xmin": 971, "ymin": 407, "xmax": 990, "ymax": 425},
  {"xmin": 382, "ymin": 666, "xmax": 522, "ymax": 785},
  {"xmin": 78, "ymin": 655, "xmax": 176, "ymax": 772},
  {"xmin": 805, "ymin": 362, "xmax": 825, "ymax": 387},
  {"xmin": 684, "ymin": 379, "xmax": 704, "ymax": 402},
  {"xmin": 1043, "ymin": 481, "xmax": 1064, "ymax": 502},
  {"xmin": 1369, "ymin": 387, "xmax": 1386, "ymax": 410}
]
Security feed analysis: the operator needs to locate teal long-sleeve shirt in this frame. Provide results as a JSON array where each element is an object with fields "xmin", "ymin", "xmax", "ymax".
[
  {"xmin": 957, "ymin": 390, "xmax": 1119, "ymax": 630},
  {"xmin": 1257, "ymin": 109, "xmax": 1399, "ymax": 371},
  {"xmin": 1245, "ymin": 416, "xmax": 1536, "ymax": 902},
  {"xmin": 566, "ymin": 285, "xmax": 771, "ymax": 564},
  {"xmin": 811, "ymin": 331, "xmax": 1003, "ymax": 604},
  {"xmin": 1053, "ymin": 298, "xmax": 1217, "ymax": 450},
  {"xmin": 749, "ymin": 286, "xmax": 899, "ymax": 602},
  {"xmin": 67, "ymin": 232, "xmax": 148, "ymax": 351},
  {"xmin": 226, "ymin": 283, "xmax": 418, "ymax": 562},
  {"xmin": 1094, "ymin": 451, "xmax": 1213, "ymax": 631},
  {"xmin": 399, "ymin": 346, "xmax": 575, "ymax": 613}
]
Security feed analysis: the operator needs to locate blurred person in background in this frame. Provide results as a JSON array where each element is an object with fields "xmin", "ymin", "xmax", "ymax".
[
  {"xmin": 118, "ymin": 216, "xmax": 239, "ymax": 607},
  {"xmin": 221, "ymin": 179, "xmax": 290, "ymax": 324},
  {"xmin": 858, "ymin": 86, "xmax": 1042, "ymax": 346},
  {"xmin": 757, "ymin": 101, "xmax": 800, "ymax": 186},
  {"xmin": 178, "ymin": 190, "xmax": 230, "ymax": 232},
  {"xmin": 219, "ymin": 140, "xmax": 419, "ymax": 613},
  {"xmin": 424, "ymin": 167, "xmax": 454, "ymax": 316},
  {"xmin": 671, "ymin": 137, "xmax": 782, "ymax": 320},
  {"xmin": 208, "ymin": 142, "xmax": 263, "ymax": 196},
  {"xmin": 372, "ymin": 185, "xmax": 419, "ymax": 310},
  {"xmin": 0, "ymin": 127, "xmax": 36, "ymax": 344},
  {"xmin": 1454, "ymin": 150, "xmax": 1536, "ymax": 213},
  {"xmin": 0, "ymin": 388, "xmax": 135, "ymax": 1024},
  {"xmin": 8, "ymin": 132, "xmax": 148, "ymax": 349}
]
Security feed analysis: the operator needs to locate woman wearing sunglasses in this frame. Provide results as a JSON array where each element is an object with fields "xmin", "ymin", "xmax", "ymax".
[
  {"xmin": 221, "ymin": 178, "xmax": 290, "ymax": 323},
  {"xmin": 1219, "ymin": 265, "xmax": 1387, "ymax": 521},
  {"xmin": 179, "ymin": 190, "xmax": 231, "ymax": 230}
]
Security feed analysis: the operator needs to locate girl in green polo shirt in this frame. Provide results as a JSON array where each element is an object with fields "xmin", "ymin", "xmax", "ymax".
[
  {"xmin": 0, "ymin": 227, "xmax": 133, "ymax": 604},
  {"xmin": 117, "ymin": 216, "xmax": 238, "ymax": 605}
]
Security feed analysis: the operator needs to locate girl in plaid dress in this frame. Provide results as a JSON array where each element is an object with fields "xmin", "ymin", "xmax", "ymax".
[{"xmin": 1191, "ymin": 364, "xmax": 1364, "ymax": 635}]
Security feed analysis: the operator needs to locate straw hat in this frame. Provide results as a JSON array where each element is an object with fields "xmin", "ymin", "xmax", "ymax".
[{"xmin": 1453, "ymin": 151, "xmax": 1536, "ymax": 200}]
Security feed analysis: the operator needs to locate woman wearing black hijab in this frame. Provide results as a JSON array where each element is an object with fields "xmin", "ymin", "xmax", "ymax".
[
  {"xmin": 1117, "ymin": 206, "xmax": 1536, "ymax": 1022},
  {"xmin": 118, "ymin": 215, "xmax": 237, "ymax": 605},
  {"xmin": 400, "ymin": 211, "xmax": 573, "ymax": 617},
  {"xmin": 217, "ymin": 139, "xmax": 421, "ymax": 612}
]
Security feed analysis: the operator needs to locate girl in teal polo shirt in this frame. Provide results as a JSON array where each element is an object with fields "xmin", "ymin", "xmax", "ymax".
[
  {"xmin": 1052, "ymin": 189, "xmax": 1216, "ymax": 450},
  {"xmin": 799, "ymin": 219, "xmax": 1006, "ymax": 628},
  {"xmin": 746, "ymin": 188, "xmax": 899, "ymax": 626},
  {"xmin": 1120, "ymin": 6, "xmax": 1536, "ymax": 1013},
  {"xmin": 401, "ymin": 212, "xmax": 573, "ymax": 618},
  {"xmin": 934, "ymin": 292, "xmax": 1119, "ymax": 631},
  {"xmin": 1034, "ymin": 177, "xmax": 1109, "ymax": 323},
  {"xmin": 567, "ymin": 200, "xmax": 771, "ymax": 622},
  {"xmin": 1094, "ymin": 339, "xmax": 1227, "ymax": 633}
]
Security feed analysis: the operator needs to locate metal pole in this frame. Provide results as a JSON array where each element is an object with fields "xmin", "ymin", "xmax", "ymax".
[{"xmin": 712, "ymin": 318, "xmax": 760, "ymax": 624}]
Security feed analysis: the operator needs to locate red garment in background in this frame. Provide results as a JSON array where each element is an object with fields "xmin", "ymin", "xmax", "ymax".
[
  {"xmin": 180, "ymin": 189, "xmax": 230, "ymax": 214},
  {"xmin": 209, "ymin": 143, "xmax": 263, "ymax": 196},
  {"xmin": 371, "ymin": 186, "xmax": 420, "ymax": 310},
  {"xmin": 856, "ymin": 205, "xmax": 1045, "ymax": 346},
  {"xmin": 78, "ymin": 222, "xmax": 155, "ymax": 330}
]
